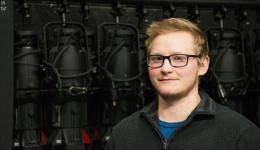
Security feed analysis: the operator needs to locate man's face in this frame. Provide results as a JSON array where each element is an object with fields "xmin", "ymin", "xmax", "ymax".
[{"xmin": 148, "ymin": 31, "xmax": 209, "ymax": 99}]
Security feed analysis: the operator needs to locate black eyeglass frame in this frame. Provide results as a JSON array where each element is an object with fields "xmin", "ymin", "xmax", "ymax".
[{"xmin": 147, "ymin": 54, "xmax": 201, "ymax": 68}]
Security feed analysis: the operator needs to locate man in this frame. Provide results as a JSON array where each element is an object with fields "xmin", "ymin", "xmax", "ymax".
[{"xmin": 105, "ymin": 18, "xmax": 260, "ymax": 150}]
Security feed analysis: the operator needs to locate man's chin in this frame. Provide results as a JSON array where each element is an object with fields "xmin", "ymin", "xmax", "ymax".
[{"xmin": 158, "ymin": 91, "xmax": 184, "ymax": 101}]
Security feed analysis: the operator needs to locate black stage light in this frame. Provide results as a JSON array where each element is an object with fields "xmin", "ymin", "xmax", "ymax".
[
  {"xmin": 42, "ymin": 0, "xmax": 97, "ymax": 148},
  {"xmin": 42, "ymin": 1, "xmax": 92, "ymax": 148},
  {"xmin": 96, "ymin": 2, "xmax": 144, "ymax": 145},
  {"xmin": 44, "ymin": 26, "xmax": 91, "ymax": 150},
  {"xmin": 207, "ymin": 28, "xmax": 248, "ymax": 103},
  {"xmin": 97, "ymin": 22, "xmax": 143, "ymax": 124},
  {"xmin": 14, "ymin": 30, "xmax": 46, "ymax": 150}
]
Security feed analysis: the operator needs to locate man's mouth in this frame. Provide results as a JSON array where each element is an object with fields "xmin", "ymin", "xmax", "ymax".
[{"xmin": 159, "ymin": 78, "xmax": 178, "ymax": 81}]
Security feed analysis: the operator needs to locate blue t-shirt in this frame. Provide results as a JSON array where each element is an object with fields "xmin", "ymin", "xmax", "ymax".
[{"xmin": 158, "ymin": 120, "xmax": 183, "ymax": 140}]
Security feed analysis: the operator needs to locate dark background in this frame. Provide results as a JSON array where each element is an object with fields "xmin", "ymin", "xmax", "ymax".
[{"xmin": 1, "ymin": 0, "xmax": 260, "ymax": 149}]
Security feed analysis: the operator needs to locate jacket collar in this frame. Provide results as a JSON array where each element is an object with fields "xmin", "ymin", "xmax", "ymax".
[
  {"xmin": 140, "ymin": 91, "xmax": 216, "ymax": 119},
  {"xmin": 194, "ymin": 90, "xmax": 216, "ymax": 116}
]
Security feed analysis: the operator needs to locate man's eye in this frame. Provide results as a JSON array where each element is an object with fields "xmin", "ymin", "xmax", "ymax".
[
  {"xmin": 151, "ymin": 56, "xmax": 163, "ymax": 62},
  {"xmin": 172, "ymin": 56, "xmax": 186, "ymax": 62}
]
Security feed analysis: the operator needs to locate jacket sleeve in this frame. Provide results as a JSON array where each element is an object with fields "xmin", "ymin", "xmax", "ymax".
[{"xmin": 237, "ymin": 126, "xmax": 260, "ymax": 150}]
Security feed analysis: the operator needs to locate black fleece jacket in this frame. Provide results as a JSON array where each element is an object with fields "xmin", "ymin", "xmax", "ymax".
[{"xmin": 105, "ymin": 92, "xmax": 260, "ymax": 150}]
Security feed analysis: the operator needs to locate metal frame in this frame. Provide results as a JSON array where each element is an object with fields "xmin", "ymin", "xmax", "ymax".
[
  {"xmin": 0, "ymin": 0, "xmax": 13, "ymax": 150},
  {"xmin": 88, "ymin": 0, "xmax": 260, "ymax": 7}
]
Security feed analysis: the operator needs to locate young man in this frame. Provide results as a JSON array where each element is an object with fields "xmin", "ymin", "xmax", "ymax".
[{"xmin": 105, "ymin": 18, "xmax": 260, "ymax": 150}]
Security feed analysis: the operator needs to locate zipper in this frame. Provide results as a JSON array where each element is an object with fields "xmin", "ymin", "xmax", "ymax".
[
  {"xmin": 163, "ymin": 115, "xmax": 196, "ymax": 150},
  {"xmin": 141, "ymin": 113, "xmax": 169, "ymax": 150},
  {"xmin": 140, "ymin": 96, "xmax": 213, "ymax": 150},
  {"xmin": 163, "ymin": 140, "xmax": 168, "ymax": 150},
  {"xmin": 142, "ymin": 113, "xmax": 196, "ymax": 150}
]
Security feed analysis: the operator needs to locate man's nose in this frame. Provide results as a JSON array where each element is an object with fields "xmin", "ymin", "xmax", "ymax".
[{"xmin": 160, "ymin": 58, "xmax": 173, "ymax": 72}]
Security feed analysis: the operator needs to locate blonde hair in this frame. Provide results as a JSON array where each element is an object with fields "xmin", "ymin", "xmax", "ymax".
[{"xmin": 145, "ymin": 18, "xmax": 209, "ymax": 57}]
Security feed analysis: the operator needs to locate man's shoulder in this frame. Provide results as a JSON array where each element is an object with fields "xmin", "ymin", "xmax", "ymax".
[
  {"xmin": 112, "ymin": 108, "xmax": 143, "ymax": 131},
  {"xmin": 201, "ymin": 91, "xmax": 258, "ymax": 129},
  {"xmin": 214, "ymin": 102, "xmax": 258, "ymax": 130}
]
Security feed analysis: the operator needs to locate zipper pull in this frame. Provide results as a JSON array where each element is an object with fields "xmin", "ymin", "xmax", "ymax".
[{"xmin": 163, "ymin": 140, "xmax": 168, "ymax": 150}]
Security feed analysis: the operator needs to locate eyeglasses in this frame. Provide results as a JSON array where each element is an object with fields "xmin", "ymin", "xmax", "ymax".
[{"xmin": 147, "ymin": 54, "xmax": 201, "ymax": 68}]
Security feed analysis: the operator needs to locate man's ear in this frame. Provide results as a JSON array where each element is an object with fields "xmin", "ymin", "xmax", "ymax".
[{"xmin": 198, "ymin": 55, "xmax": 210, "ymax": 76}]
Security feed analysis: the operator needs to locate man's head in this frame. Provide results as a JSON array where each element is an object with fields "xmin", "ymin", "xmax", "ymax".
[
  {"xmin": 145, "ymin": 18, "xmax": 210, "ymax": 99},
  {"xmin": 146, "ymin": 18, "xmax": 209, "ymax": 60}
]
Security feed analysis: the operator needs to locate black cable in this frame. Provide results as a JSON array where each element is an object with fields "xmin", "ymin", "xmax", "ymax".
[
  {"xmin": 14, "ymin": 49, "xmax": 41, "ymax": 60},
  {"xmin": 43, "ymin": 60, "xmax": 62, "ymax": 89},
  {"xmin": 103, "ymin": 39, "xmax": 125, "ymax": 69}
]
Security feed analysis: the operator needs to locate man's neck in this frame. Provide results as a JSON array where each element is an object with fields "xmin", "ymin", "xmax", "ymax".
[{"xmin": 158, "ymin": 90, "xmax": 201, "ymax": 123}]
